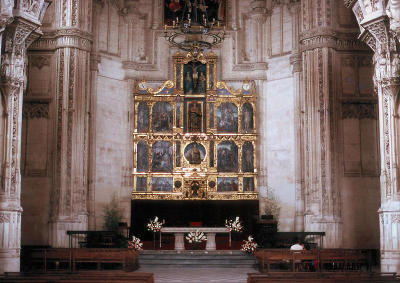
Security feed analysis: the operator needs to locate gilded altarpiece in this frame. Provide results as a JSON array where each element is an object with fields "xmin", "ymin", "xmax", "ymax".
[{"xmin": 132, "ymin": 52, "xmax": 258, "ymax": 201}]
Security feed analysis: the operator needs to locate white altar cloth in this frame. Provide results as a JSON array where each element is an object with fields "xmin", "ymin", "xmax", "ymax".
[{"xmin": 160, "ymin": 227, "xmax": 231, "ymax": 250}]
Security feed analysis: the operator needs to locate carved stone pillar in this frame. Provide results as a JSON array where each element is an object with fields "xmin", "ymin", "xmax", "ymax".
[
  {"xmin": 0, "ymin": 0, "xmax": 50, "ymax": 273},
  {"xmin": 48, "ymin": 0, "xmax": 92, "ymax": 248},
  {"xmin": 345, "ymin": 0, "xmax": 400, "ymax": 272},
  {"xmin": 289, "ymin": 0, "xmax": 304, "ymax": 232},
  {"xmin": 300, "ymin": 0, "xmax": 342, "ymax": 247}
]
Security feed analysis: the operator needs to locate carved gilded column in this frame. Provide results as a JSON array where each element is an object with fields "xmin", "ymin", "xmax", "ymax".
[
  {"xmin": 300, "ymin": 0, "xmax": 342, "ymax": 247},
  {"xmin": 49, "ymin": 0, "xmax": 93, "ymax": 247},
  {"xmin": 345, "ymin": 0, "xmax": 400, "ymax": 272},
  {"xmin": 0, "ymin": 0, "xmax": 50, "ymax": 274}
]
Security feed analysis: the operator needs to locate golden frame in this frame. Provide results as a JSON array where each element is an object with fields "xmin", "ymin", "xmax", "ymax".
[{"xmin": 132, "ymin": 51, "xmax": 258, "ymax": 201}]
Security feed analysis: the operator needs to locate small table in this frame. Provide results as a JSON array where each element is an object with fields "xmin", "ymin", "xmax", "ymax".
[{"xmin": 160, "ymin": 227, "xmax": 231, "ymax": 251}]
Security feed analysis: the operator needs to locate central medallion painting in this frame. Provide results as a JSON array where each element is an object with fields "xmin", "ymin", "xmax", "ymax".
[{"xmin": 132, "ymin": 52, "xmax": 258, "ymax": 201}]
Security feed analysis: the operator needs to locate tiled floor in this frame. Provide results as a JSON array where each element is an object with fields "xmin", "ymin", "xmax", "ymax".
[{"xmin": 137, "ymin": 266, "xmax": 257, "ymax": 283}]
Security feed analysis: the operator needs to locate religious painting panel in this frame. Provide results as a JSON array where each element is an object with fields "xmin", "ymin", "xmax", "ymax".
[
  {"xmin": 217, "ymin": 141, "xmax": 238, "ymax": 172},
  {"xmin": 152, "ymin": 141, "xmax": 173, "ymax": 172},
  {"xmin": 176, "ymin": 141, "xmax": 181, "ymax": 167},
  {"xmin": 241, "ymin": 102, "xmax": 254, "ymax": 133},
  {"xmin": 152, "ymin": 177, "xmax": 173, "ymax": 192},
  {"xmin": 183, "ymin": 61, "xmax": 207, "ymax": 94},
  {"xmin": 176, "ymin": 102, "xmax": 182, "ymax": 128},
  {"xmin": 209, "ymin": 141, "xmax": 214, "ymax": 167},
  {"xmin": 184, "ymin": 98, "xmax": 206, "ymax": 132},
  {"xmin": 209, "ymin": 102, "xmax": 214, "ymax": 128},
  {"xmin": 243, "ymin": 177, "xmax": 254, "ymax": 192},
  {"xmin": 217, "ymin": 102, "xmax": 238, "ymax": 133},
  {"xmin": 137, "ymin": 102, "xmax": 149, "ymax": 132},
  {"xmin": 217, "ymin": 177, "xmax": 239, "ymax": 192},
  {"xmin": 137, "ymin": 141, "xmax": 148, "ymax": 172},
  {"xmin": 242, "ymin": 141, "xmax": 254, "ymax": 173},
  {"xmin": 164, "ymin": 1, "xmax": 227, "ymax": 27},
  {"xmin": 184, "ymin": 142, "xmax": 206, "ymax": 164},
  {"xmin": 152, "ymin": 101, "xmax": 173, "ymax": 132},
  {"xmin": 136, "ymin": 177, "xmax": 147, "ymax": 192}
]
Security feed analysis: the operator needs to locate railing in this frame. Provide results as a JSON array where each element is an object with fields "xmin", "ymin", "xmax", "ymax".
[
  {"xmin": 66, "ymin": 231, "xmax": 122, "ymax": 249},
  {"xmin": 275, "ymin": 232, "xmax": 325, "ymax": 249}
]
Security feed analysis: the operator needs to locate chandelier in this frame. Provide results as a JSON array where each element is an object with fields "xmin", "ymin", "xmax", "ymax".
[{"xmin": 163, "ymin": 0, "xmax": 225, "ymax": 53}]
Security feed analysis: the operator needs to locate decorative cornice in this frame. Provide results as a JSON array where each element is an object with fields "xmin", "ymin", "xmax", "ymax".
[
  {"xmin": 29, "ymin": 29, "xmax": 93, "ymax": 51},
  {"xmin": 300, "ymin": 28, "xmax": 368, "ymax": 51}
]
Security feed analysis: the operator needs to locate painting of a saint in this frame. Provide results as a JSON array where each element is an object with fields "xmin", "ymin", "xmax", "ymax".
[
  {"xmin": 242, "ymin": 141, "xmax": 254, "ymax": 173},
  {"xmin": 188, "ymin": 101, "xmax": 202, "ymax": 132},
  {"xmin": 217, "ymin": 177, "xmax": 239, "ymax": 192},
  {"xmin": 136, "ymin": 177, "xmax": 147, "ymax": 192},
  {"xmin": 183, "ymin": 62, "xmax": 206, "ymax": 94},
  {"xmin": 152, "ymin": 141, "xmax": 173, "ymax": 172},
  {"xmin": 184, "ymin": 142, "xmax": 206, "ymax": 164},
  {"xmin": 152, "ymin": 177, "xmax": 173, "ymax": 192},
  {"xmin": 217, "ymin": 103, "xmax": 238, "ymax": 133},
  {"xmin": 164, "ymin": 1, "xmax": 226, "ymax": 27},
  {"xmin": 137, "ymin": 102, "xmax": 149, "ymax": 132},
  {"xmin": 243, "ymin": 177, "xmax": 254, "ymax": 192},
  {"xmin": 152, "ymin": 102, "xmax": 173, "ymax": 132},
  {"xmin": 217, "ymin": 141, "xmax": 238, "ymax": 172},
  {"xmin": 242, "ymin": 102, "xmax": 254, "ymax": 133},
  {"xmin": 137, "ymin": 141, "xmax": 148, "ymax": 172}
]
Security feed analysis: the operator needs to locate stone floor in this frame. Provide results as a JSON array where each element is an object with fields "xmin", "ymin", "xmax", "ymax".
[{"xmin": 137, "ymin": 266, "xmax": 258, "ymax": 283}]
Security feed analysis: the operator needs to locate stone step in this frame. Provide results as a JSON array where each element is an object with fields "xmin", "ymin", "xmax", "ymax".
[{"xmin": 138, "ymin": 250, "xmax": 256, "ymax": 268}]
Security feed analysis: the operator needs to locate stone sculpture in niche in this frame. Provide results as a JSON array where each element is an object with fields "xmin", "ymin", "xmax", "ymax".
[{"xmin": 188, "ymin": 101, "xmax": 202, "ymax": 132}]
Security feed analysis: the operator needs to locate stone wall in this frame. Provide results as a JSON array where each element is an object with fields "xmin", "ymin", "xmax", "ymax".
[{"xmin": 20, "ymin": 0, "xmax": 380, "ymax": 251}]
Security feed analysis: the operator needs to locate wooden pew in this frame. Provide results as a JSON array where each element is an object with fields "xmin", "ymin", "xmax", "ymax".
[
  {"xmin": 255, "ymin": 249, "xmax": 372, "ymax": 273},
  {"xmin": 247, "ymin": 272, "xmax": 400, "ymax": 283},
  {"xmin": 0, "ymin": 271, "xmax": 154, "ymax": 283},
  {"xmin": 25, "ymin": 248, "xmax": 139, "ymax": 272}
]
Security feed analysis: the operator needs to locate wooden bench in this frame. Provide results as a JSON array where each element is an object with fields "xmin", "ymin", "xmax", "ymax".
[
  {"xmin": 26, "ymin": 248, "xmax": 139, "ymax": 272},
  {"xmin": 0, "ymin": 271, "xmax": 154, "ymax": 283},
  {"xmin": 247, "ymin": 272, "xmax": 400, "ymax": 283},
  {"xmin": 255, "ymin": 249, "xmax": 372, "ymax": 273}
]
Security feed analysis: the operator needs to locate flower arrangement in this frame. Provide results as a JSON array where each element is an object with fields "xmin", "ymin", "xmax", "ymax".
[
  {"xmin": 225, "ymin": 216, "xmax": 243, "ymax": 232},
  {"xmin": 147, "ymin": 216, "xmax": 163, "ymax": 232},
  {"xmin": 185, "ymin": 230, "xmax": 207, "ymax": 244},
  {"xmin": 241, "ymin": 235, "xmax": 257, "ymax": 254},
  {"xmin": 128, "ymin": 236, "xmax": 143, "ymax": 251}
]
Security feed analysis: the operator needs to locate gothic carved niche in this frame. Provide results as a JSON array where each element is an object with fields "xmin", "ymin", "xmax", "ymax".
[
  {"xmin": 30, "ymin": 55, "xmax": 50, "ymax": 69},
  {"xmin": 22, "ymin": 0, "xmax": 42, "ymax": 17},
  {"xmin": 341, "ymin": 103, "xmax": 377, "ymax": 119},
  {"xmin": 22, "ymin": 101, "xmax": 49, "ymax": 119}
]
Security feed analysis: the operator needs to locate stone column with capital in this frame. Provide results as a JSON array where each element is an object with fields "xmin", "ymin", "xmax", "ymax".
[
  {"xmin": 299, "ymin": 0, "xmax": 343, "ymax": 247},
  {"xmin": 48, "ymin": 0, "xmax": 93, "ymax": 248},
  {"xmin": 0, "ymin": 0, "xmax": 50, "ymax": 274},
  {"xmin": 345, "ymin": 0, "xmax": 400, "ymax": 272}
]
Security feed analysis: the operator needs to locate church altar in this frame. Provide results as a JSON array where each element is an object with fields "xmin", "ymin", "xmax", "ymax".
[{"xmin": 160, "ymin": 227, "xmax": 231, "ymax": 251}]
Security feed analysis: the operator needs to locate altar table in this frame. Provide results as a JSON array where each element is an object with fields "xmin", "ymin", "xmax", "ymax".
[{"xmin": 160, "ymin": 227, "xmax": 231, "ymax": 250}]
